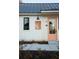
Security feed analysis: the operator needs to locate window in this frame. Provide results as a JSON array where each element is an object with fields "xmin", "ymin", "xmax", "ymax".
[
  {"xmin": 24, "ymin": 17, "xmax": 29, "ymax": 30},
  {"xmin": 49, "ymin": 17, "xmax": 56, "ymax": 34},
  {"xmin": 35, "ymin": 21, "xmax": 41, "ymax": 30}
]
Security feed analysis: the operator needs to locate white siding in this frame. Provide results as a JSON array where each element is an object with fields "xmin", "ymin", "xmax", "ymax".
[{"xmin": 19, "ymin": 16, "xmax": 48, "ymax": 41}]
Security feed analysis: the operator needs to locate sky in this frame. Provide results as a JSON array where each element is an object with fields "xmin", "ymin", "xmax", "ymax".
[{"xmin": 22, "ymin": 0, "xmax": 59, "ymax": 3}]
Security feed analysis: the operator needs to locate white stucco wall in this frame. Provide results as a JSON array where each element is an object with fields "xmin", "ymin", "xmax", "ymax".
[{"xmin": 19, "ymin": 16, "xmax": 48, "ymax": 41}]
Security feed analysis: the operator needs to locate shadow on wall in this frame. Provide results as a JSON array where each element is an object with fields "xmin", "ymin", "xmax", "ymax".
[{"xmin": 19, "ymin": 40, "xmax": 48, "ymax": 45}]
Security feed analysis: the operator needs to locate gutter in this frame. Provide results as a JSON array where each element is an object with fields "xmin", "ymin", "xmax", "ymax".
[{"xmin": 41, "ymin": 10, "xmax": 59, "ymax": 13}]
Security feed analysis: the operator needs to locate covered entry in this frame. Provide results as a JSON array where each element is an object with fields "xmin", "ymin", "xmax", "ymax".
[{"xmin": 48, "ymin": 16, "xmax": 58, "ymax": 41}]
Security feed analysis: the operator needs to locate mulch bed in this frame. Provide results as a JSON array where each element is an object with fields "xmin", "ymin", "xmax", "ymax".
[{"xmin": 19, "ymin": 50, "xmax": 59, "ymax": 59}]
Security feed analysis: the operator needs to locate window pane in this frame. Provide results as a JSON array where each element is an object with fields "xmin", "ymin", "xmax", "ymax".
[
  {"xmin": 35, "ymin": 21, "xmax": 41, "ymax": 30},
  {"xmin": 24, "ymin": 17, "xmax": 29, "ymax": 30}
]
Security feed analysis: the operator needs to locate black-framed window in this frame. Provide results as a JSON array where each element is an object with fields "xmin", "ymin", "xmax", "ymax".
[{"xmin": 24, "ymin": 17, "xmax": 29, "ymax": 30}]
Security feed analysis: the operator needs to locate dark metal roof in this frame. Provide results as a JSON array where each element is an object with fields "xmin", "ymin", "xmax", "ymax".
[{"xmin": 19, "ymin": 3, "xmax": 59, "ymax": 13}]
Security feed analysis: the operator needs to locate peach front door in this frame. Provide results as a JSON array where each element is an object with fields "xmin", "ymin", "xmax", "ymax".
[{"xmin": 48, "ymin": 16, "xmax": 58, "ymax": 41}]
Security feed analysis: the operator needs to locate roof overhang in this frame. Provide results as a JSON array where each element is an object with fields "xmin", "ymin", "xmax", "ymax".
[{"xmin": 19, "ymin": 10, "xmax": 59, "ymax": 16}]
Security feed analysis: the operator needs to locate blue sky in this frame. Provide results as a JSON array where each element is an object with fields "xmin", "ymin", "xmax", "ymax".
[{"xmin": 22, "ymin": 0, "xmax": 59, "ymax": 3}]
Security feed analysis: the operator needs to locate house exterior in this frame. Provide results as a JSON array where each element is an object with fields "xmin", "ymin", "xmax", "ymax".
[{"xmin": 19, "ymin": 3, "xmax": 59, "ymax": 42}]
